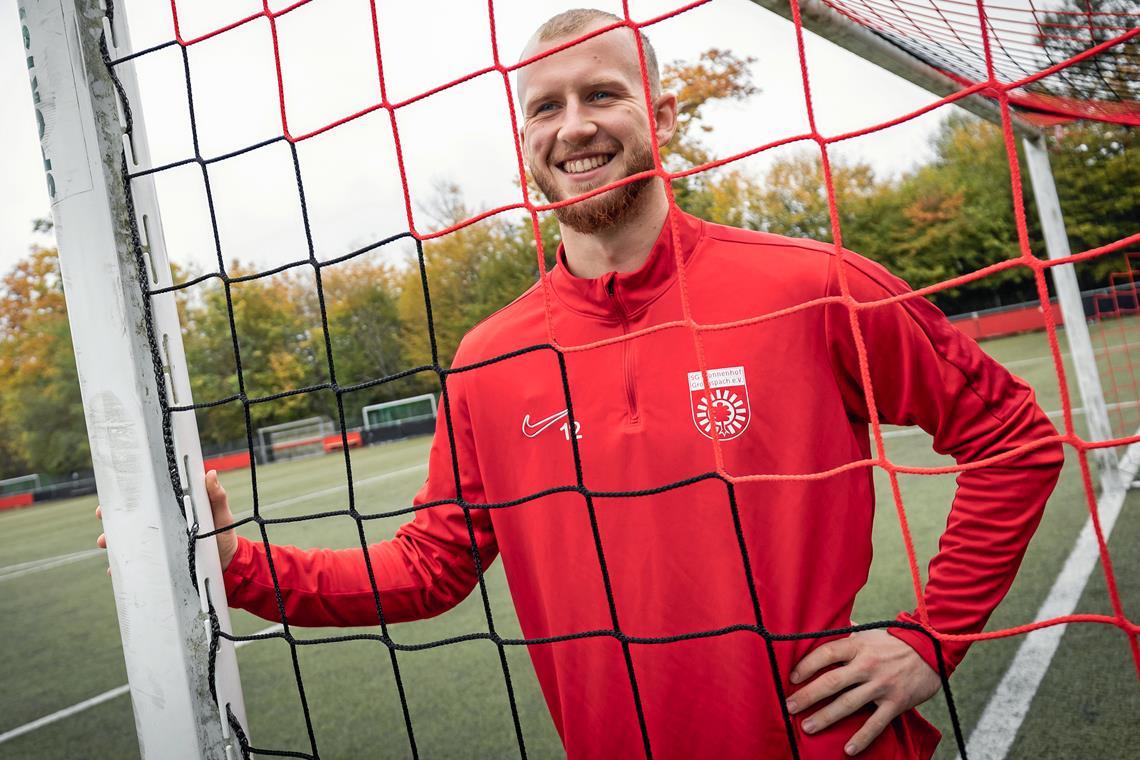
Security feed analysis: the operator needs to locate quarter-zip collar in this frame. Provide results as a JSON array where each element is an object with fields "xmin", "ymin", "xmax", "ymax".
[{"xmin": 549, "ymin": 206, "xmax": 705, "ymax": 320}]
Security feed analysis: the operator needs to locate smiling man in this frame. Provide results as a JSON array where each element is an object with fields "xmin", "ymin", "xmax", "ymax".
[{"xmin": 100, "ymin": 9, "xmax": 1064, "ymax": 759}]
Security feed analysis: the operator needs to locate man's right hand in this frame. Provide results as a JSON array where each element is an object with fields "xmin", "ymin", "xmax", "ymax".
[
  {"xmin": 202, "ymin": 469, "xmax": 238, "ymax": 570},
  {"xmin": 96, "ymin": 468, "xmax": 238, "ymax": 573}
]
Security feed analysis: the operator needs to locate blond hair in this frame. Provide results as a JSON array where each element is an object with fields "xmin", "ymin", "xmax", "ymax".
[{"xmin": 530, "ymin": 8, "xmax": 661, "ymax": 97}]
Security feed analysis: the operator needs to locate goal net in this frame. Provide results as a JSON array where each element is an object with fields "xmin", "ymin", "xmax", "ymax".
[
  {"xmin": 1092, "ymin": 252, "xmax": 1140, "ymax": 440},
  {"xmin": 256, "ymin": 416, "xmax": 336, "ymax": 464},
  {"xmin": 361, "ymin": 393, "xmax": 437, "ymax": 439},
  {"xmin": 20, "ymin": 0, "xmax": 1137, "ymax": 758},
  {"xmin": 0, "ymin": 474, "xmax": 40, "ymax": 496}
]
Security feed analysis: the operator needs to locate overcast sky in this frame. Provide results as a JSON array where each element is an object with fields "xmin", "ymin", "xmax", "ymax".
[{"xmin": 1, "ymin": 0, "xmax": 960, "ymax": 277}]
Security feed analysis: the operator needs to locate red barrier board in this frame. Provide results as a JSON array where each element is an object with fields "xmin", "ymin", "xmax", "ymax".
[
  {"xmin": 0, "ymin": 492, "xmax": 35, "ymax": 511},
  {"xmin": 323, "ymin": 431, "xmax": 363, "ymax": 453},
  {"xmin": 951, "ymin": 302, "xmax": 1065, "ymax": 341},
  {"xmin": 203, "ymin": 451, "xmax": 252, "ymax": 473}
]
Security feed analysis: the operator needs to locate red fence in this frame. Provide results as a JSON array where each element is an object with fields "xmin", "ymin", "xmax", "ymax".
[
  {"xmin": 203, "ymin": 450, "xmax": 251, "ymax": 473},
  {"xmin": 950, "ymin": 300, "xmax": 1065, "ymax": 340},
  {"xmin": 0, "ymin": 492, "xmax": 35, "ymax": 511}
]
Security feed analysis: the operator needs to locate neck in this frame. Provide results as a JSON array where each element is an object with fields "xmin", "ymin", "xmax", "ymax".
[{"xmin": 559, "ymin": 180, "xmax": 671, "ymax": 279}]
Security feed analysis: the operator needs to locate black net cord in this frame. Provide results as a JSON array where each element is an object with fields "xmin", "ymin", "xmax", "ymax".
[
  {"xmin": 97, "ymin": 0, "xmax": 971, "ymax": 756},
  {"xmin": 287, "ymin": 124, "xmax": 421, "ymax": 757}
]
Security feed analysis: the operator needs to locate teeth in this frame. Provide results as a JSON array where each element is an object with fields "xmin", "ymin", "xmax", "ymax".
[{"xmin": 562, "ymin": 155, "xmax": 611, "ymax": 174}]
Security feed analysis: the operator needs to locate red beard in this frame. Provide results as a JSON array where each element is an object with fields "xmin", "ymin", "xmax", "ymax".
[{"xmin": 532, "ymin": 140, "xmax": 656, "ymax": 234}]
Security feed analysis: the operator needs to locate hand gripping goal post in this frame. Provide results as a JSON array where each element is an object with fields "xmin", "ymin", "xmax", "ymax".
[{"xmin": 18, "ymin": 1, "xmax": 247, "ymax": 757}]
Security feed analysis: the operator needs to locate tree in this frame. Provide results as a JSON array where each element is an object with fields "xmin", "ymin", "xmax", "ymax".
[
  {"xmin": 1046, "ymin": 120, "xmax": 1139, "ymax": 285},
  {"xmin": 659, "ymin": 49, "xmax": 762, "ymax": 225},
  {"xmin": 1031, "ymin": 0, "xmax": 1139, "ymax": 106},
  {"xmin": 0, "ymin": 245, "xmax": 90, "ymax": 477},
  {"xmin": 181, "ymin": 264, "xmax": 325, "ymax": 449},
  {"xmin": 310, "ymin": 257, "xmax": 421, "ymax": 426},
  {"xmin": 398, "ymin": 185, "xmax": 553, "ymax": 371}
]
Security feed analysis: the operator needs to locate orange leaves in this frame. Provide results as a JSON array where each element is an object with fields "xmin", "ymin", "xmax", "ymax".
[{"xmin": 661, "ymin": 48, "xmax": 758, "ymax": 169}]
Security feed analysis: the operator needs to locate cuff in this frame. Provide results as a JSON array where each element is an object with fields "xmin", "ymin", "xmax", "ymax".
[
  {"xmin": 889, "ymin": 612, "xmax": 960, "ymax": 678},
  {"xmin": 222, "ymin": 535, "xmax": 258, "ymax": 599}
]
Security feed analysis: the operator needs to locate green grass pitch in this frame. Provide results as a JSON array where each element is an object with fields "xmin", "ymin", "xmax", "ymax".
[{"xmin": 1, "ymin": 325, "xmax": 1137, "ymax": 759}]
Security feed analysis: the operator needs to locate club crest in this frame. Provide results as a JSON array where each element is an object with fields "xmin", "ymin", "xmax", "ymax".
[{"xmin": 687, "ymin": 366, "xmax": 751, "ymax": 441}]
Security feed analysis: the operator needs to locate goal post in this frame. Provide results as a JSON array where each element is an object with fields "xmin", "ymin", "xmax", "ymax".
[
  {"xmin": 748, "ymin": 0, "xmax": 1123, "ymax": 492},
  {"xmin": 0, "ymin": 474, "xmax": 41, "ymax": 495},
  {"xmin": 362, "ymin": 393, "xmax": 438, "ymax": 430},
  {"xmin": 18, "ymin": 0, "xmax": 247, "ymax": 756},
  {"xmin": 256, "ymin": 415, "xmax": 335, "ymax": 463}
]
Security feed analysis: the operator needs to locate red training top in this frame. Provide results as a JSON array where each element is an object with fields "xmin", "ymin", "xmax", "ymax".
[{"xmin": 224, "ymin": 208, "xmax": 1064, "ymax": 759}]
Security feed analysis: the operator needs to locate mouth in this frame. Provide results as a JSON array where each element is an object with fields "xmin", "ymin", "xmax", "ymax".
[{"xmin": 556, "ymin": 153, "xmax": 615, "ymax": 175}]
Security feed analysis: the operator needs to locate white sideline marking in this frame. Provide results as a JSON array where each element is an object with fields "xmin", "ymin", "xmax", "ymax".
[
  {"xmin": 959, "ymin": 436, "xmax": 1140, "ymax": 760},
  {"xmin": 999, "ymin": 339, "xmax": 1140, "ymax": 370},
  {"xmin": 0, "ymin": 625, "xmax": 284, "ymax": 745},
  {"xmin": 0, "ymin": 549, "xmax": 104, "ymax": 582},
  {"xmin": 231, "ymin": 462, "xmax": 427, "ymax": 522},
  {"xmin": 880, "ymin": 400, "xmax": 1140, "ymax": 440},
  {"xmin": 0, "ymin": 463, "xmax": 428, "ymax": 583}
]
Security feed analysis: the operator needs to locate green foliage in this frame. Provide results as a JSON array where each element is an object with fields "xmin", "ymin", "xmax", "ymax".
[
  {"xmin": 2, "ymin": 47, "xmax": 1136, "ymax": 473},
  {"xmin": 1030, "ymin": 0, "xmax": 1139, "ymax": 105},
  {"xmin": 0, "ymin": 247, "xmax": 90, "ymax": 478},
  {"xmin": 1047, "ymin": 121, "xmax": 1139, "ymax": 285},
  {"xmin": 397, "ymin": 185, "xmax": 555, "ymax": 371}
]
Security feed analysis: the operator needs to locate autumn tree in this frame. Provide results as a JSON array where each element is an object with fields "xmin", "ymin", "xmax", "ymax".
[
  {"xmin": 397, "ymin": 185, "xmax": 553, "ymax": 371},
  {"xmin": 1031, "ymin": 0, "xmax": 1139, "ymax": 105},
  {"xmin": 181, "ymin": 264, "xmax": 326, "ymax": 448},
  {"xmin": 0, "ymin": 245, "xmax": 90, "ymax": 477},
  {"xmin": 1046, "ymin": 120, "xmax": 1139, "ymax": 285},
  {"xmin": 660, "ymin": 49, "xmax": 763, "ymax": 224}
]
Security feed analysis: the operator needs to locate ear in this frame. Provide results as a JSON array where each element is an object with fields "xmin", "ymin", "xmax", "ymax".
[
  {"xmin": 653, "ymin": 91, "xmax": 679, "ymax": 148},
  {"xmin": 519, "ymin": 126, "xmax": 532, "ymax": 171}
]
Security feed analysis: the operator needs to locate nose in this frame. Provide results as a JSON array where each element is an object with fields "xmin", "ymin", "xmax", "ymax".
[{"xmin": 557, "ymin": 98, "xmax": 598, "ymax": 145}]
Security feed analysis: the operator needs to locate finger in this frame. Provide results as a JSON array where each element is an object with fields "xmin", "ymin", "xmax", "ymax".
[
  {"xmin": 801, "ymin": 682, "xmax": 879, "ymax": 735},
  {"xmin": 95, "ymin": 505, "xmax": 102, "ymax": 520},
  {"xmin": 97, "ymin": 533, "xmax": 107, "ymax": 549},
  {"xmin": 791, "ymin": 638, "xmax": 856, "ymax": 684},
  {"xmin": 205, "ymin": 470, "xmax": 227, "ymax": 508},
  {"xmin": 106, "ymin": 567, "xmax": 112, "ymax": 577},
  {"xmin": 788, "ymin": 663, "xmax": 863, "ymax": 714},
  {"xmin": 843, "ymin": 701, "xmax": 898, "ymax": 756}
]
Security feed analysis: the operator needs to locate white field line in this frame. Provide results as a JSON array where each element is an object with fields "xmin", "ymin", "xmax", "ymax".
[
  {"xmin": 0, "ymin": 463, "xmax": 427, "ymax": 583},
  {"xmin": 1000, "ymin": 338, "xmax": 1140, "ymax": 370},
  {"xmin": 880, "ymin": 399, "xmax": 1140, "ymax": 440},
  {"xmin": 0, "ymin": 624, "xmax": 284, "ymax": 745},
  {"xmin": 0, "ymin": 548, "xmax": 104, "ymax": 583},
  {"xmin": 959, "ymin": 434, "xmax": 1140, "ymax": 760}
]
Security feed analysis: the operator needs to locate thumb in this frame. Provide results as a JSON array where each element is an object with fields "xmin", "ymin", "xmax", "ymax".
[
  {"xmin": 204, "ymin": 469, "xmax": 238, "ymax": 571},
  {"xmin": 204, "ymin": 469, "xmax": 234, "ymax": 526}
]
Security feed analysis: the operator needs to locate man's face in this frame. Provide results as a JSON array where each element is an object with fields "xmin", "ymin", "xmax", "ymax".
[{"xmin": 518, "ymin": 25, "xmax": 675, "ymax": 234}]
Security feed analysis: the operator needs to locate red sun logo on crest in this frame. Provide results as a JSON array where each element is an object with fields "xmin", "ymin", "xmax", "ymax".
[{"xmin": 687, "ymin": 366, "xmax": 751, "ymax": 441}]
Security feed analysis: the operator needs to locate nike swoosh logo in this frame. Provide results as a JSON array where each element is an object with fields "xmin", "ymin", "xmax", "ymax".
[{"xmin": 522, "ymin": 409, "xmax": 569, "ymax": 438}]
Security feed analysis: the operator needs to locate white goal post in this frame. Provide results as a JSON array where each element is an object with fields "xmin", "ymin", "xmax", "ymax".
[
  {"xmin": 362, "ymin": 393, "xmax": 438, "ymax": 431},
  {"xmin": 749, "ymin": 0, "xmax": 1123, "ymax": 493},
  {"xmin": 18, "ymin": 1, "xmax": 247, "ymax": 757},
  {"xmin": 256, "ymin": 415, "xmax": 336, "ymax": 463},
  {"xmin": 0, "ymin": 474, "xmax": 41, "ymax": 495}
]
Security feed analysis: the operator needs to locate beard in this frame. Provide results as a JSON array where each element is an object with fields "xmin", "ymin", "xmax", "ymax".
[{"xmin": 532, "ymin": 139, "xmax": 656, "ymax": 234}]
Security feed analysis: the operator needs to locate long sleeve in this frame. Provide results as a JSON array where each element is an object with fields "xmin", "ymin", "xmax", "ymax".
[
  {"xmin": 824, "ymin": 251, "xmax": 1065, "ymax": 674},
  {"xmin": 222, "ymin": 358, "xmax": 496, "ymax": 628}
]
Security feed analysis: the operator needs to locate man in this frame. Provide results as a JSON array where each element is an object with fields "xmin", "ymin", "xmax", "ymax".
[{"xmin": 100, "ymin": 9, "xmax": 1064, "ymax": 759}]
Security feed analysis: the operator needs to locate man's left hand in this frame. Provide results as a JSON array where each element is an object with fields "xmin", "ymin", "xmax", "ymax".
[{"xmin": 786, "ymin": 629, "xmax": 941, "ymax": 756}]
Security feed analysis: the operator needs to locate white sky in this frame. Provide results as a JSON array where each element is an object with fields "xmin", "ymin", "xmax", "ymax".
[{"xmin": 0, "ymin": 0, "xmax": 961, "ymax": 276}]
